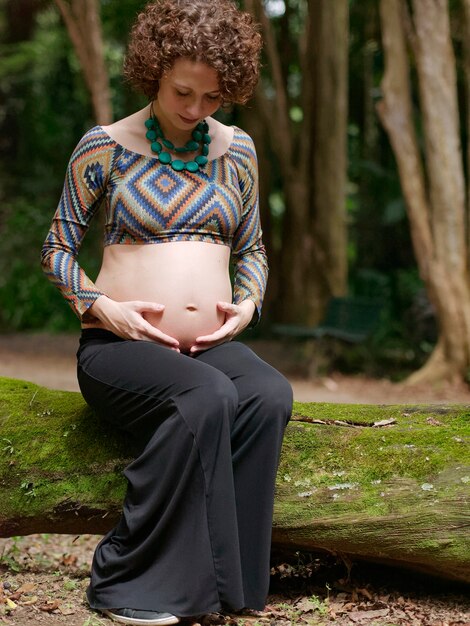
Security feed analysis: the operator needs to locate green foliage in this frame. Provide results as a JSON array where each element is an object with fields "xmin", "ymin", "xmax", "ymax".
[
  {"xmin": 1, "ymin": 0, "xmax": 466, "ymax": 385},
  {"xmin": 81, "ymin": 617, "xmax": 107, "ymax": 626},
  {"xmin": 0, "ymin": 536, "xmax": 23, "ymax": 572},
  {"xmin": 0, "ymin": 2, "xmax": 144, "ymax": 332}
]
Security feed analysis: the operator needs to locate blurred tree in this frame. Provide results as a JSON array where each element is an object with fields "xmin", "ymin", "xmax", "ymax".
[
  {"xmin": 244, "ymin": 0, "xmax": 349, "ymax": 325},
  {"xmin": 0, "ymin": 0, "xmax": 143, "ymax": 331},
  {"xmin": 53, "ymin": 0, "xmax": 112, "ymax": 124},
  {"xmin": 463, "ymin": 0, "xmax": 470, "ymax": 259},
  {"xmin": 378, "ymin": 0, "xmax": 470, "ymax": 383},
  {"xmin": 3, "ymin": 0, "xmax": 467, "ymax": 386},
  {"xmin": 0, "ymin": 0, "xmax": 45, "ymax": 168}
]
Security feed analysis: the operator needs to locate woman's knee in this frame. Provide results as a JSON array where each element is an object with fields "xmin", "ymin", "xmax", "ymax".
[
  {"xmin": 175, "ymin": 368, "xmax": 239, "ymax": 429},
  {"xmin": 204, "ymin": 371, "xmax": 239, "ymax": 416},
  {"xmin": 202, "ymin": 342, "xmax": 293, "ymax": 424},
  {"xmin": 266, "ymin": 373, "xmax": 293, "ymax": 423},
  {"xmin": 250, "ymin": 370, "xmax": 293, "ymax": 427}
]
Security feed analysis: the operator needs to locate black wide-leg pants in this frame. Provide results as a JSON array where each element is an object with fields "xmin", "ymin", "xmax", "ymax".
[{"xmin": 77, "ymin": 329, "xmax": 293, "ymax": 618}]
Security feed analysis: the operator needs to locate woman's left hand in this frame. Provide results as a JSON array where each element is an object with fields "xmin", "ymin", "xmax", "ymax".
[{"xmin": 189, "ymin": 300, "xmax": 255, "ymax": 354}]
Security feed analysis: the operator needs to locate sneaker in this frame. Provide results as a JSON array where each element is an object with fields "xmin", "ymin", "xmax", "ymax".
[{"xmin": 101, "ymin": 608, "xmax": 180, "ymax": 625}]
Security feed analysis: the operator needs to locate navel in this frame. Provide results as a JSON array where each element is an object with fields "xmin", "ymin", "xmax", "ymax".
[{"xmin": 186, "ymin": 304, "xmax": 198, "ymax": 312}]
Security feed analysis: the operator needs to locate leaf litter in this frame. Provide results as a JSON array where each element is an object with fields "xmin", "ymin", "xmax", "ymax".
[{"xmin": 0, "ymin": 535, "xmax": 469, "ymax": 625}]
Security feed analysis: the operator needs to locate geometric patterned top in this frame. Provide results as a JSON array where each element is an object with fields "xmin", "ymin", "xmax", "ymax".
[{"xmin": 41, "ymin": 125, "xmax": 268, "ymax": 323}]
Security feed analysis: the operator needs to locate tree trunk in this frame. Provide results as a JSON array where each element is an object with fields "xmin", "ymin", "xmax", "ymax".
[
  {"xmin": 54, "ymin": 0, "xmax": 113, "ymax": 124},
  {"xmin": 377, "ymin": 0, "xmax": 470, "ymax": 384},
  {"xmin": 1, "ymin": 0, "xmax": 44, "ymax": 166},
  {"xmin": 245, "ymin": 0, "xmax": 349, "ymax": 325},
  {"xmin": 309, "ymin": 1, "xmax": 349, "ymax": 300},
  {"xmin": 1, "ymin": 377, "xmax": 469, "ymax": 584},
  {"xmin": 463, "ymin": 0, "xmax": 470, "ymax": 268}
]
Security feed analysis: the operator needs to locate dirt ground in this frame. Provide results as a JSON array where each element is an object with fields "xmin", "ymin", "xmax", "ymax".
[
  {"xmin": 0, "ymin": 332, "xmax": 469, "ymax": 626},
  {"xmin": 0, "ymin": 534, "xmax": 469, "ymax": 626}
]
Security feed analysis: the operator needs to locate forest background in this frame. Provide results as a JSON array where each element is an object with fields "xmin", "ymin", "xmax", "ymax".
[{"xmin": 1, "ymin": 0, "xmax": 470, "ymax": 386}]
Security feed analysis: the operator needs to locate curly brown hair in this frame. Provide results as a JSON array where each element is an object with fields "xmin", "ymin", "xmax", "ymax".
[{"xmin": 123, "ymin": 0, "xmax": 262, "ymax": 104}]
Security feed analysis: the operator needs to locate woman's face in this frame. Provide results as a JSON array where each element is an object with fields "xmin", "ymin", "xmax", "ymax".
[{"xmin": 155, "ymin": 57, "xmax": 222, "ymax": 132}]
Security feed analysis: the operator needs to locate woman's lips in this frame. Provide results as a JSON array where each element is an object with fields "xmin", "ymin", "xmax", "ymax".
[{"xmin": 179, "ymin": 114, "xmax": 200, "ymax": 124}]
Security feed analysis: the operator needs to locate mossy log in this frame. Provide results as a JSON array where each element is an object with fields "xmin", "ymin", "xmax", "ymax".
[{"xmin": 0, "ymin": 377, "xmax": 469, "ymax": 584}]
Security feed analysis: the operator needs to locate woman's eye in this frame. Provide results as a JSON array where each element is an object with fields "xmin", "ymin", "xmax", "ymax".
[
  {"xmin": 206, "ymin": 94, "xmax": 220, "ymax": 101},
  {"xmin": 176, "ymin": 91, "xmax": 189, "ymax": 97}
]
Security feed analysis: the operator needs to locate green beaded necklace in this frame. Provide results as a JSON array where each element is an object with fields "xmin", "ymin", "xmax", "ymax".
[{"xmin": 144, "ymin": 113, "xmax": 211, "ymax": 173}]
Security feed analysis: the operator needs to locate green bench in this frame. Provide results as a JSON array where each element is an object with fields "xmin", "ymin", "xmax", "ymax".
[{"xmin": 271, "ymin": 296, "xmax": 383, "ymax": 344}]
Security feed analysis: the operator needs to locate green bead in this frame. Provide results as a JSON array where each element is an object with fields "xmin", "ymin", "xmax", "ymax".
[
  {"xmin": 171, "ymin": 159, "xmax": 185, "ymax": 171},
  {"xmin": 144, "ymin": 114, "xmax": 210, "ymax": 170},
  {"xmin": 159, "ymin": 152, "xmax": 172, "ymax": 164},
  {"xmin": 185, "ymin": 161, "xmax": 199, "ymax": 173}
]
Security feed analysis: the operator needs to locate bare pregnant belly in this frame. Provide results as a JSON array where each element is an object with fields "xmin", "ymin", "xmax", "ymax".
[{"xmin": 88, "ymin": 242, "xmax": 233, "ymax": 351}]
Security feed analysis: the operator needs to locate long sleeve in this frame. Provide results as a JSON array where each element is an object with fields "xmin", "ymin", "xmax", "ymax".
[
  {"xmin": 41, "ymin": 127, "xmax": 118, "ymax": 320},
  {"xmin": 231, "ymin": 132, "xmax": 268, "ymax": 324}
]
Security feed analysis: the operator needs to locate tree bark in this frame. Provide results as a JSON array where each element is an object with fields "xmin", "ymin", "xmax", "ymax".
[
  {"xmin": 377, "ymin": 0, "xmax": 470, "ymax": 383},
  {"xmin": 53, "ymin": 0, "xmax": 113, "ymax": 124},
  {"xmin": 245, "ymin": 0, "xmax": 349, "ymax": 325},
  {"xmin": 462, "ymin": 0, "xmax": 470, "ymax": 267},
  {"xmin": 309, "ymin": 1, "xmax": 349, "ymax": 300},
  {"xmin": 1, "ymin": 377, "xmax": 469, "ymax": 584}
]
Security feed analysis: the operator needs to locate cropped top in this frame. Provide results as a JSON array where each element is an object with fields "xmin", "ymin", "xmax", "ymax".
[{"xmin": 41, "ymin": 124, "xmax": 268, "ymax": 322}]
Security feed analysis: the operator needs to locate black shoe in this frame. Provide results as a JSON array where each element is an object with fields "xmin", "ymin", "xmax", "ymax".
[{"xmin": 101, "ymin": 608, "xmax": 180, "ymax": 625}]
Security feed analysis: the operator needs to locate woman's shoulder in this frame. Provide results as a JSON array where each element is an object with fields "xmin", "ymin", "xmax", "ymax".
[
  {"xmin": 205, "ymin": 117, "xmax": 254, "ymax": 160},
  {"xmin": 66, "ymin": 126, "xmax": 122, "ymax": 182},
  {"xmin": 225, "ymin": 125, "xmax": 258, "ymax": 176},
  {"xmin": 230, "ymin": 125, "xmax": 256, "ymax": 155},
  {"xmin": 206, "ymin": 117, "xmax": 234, "ymax": 160},
  {"xmin": 71, "ymin": 125, "xmax": 119, "ymax": 158},
  {"xmin": 100, "ymin": 109, "xmax": 145, "ymax": 145}
]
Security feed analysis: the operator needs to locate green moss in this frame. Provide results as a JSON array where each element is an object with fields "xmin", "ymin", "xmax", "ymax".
[
  {"xmin": 271, "ymin": 402, "xmax": 470, "ymax": 581},
  {"xmin": 1, "ymin": 377, "xmax": 469, "ymax": 581},
  {"xmin": 0, "ymin": 377, "xmax": 129, "ymax": 517},
  {"xmin": 285, "ymin": 403, "xmax": 469, "ymax": 488},
  {"xmin": 275, "ymin": 401, "xmax": 470, "ymax": 574},
  {"xmin": 293, "ymin": 400, "xmax": 470, "ymax": 423}
]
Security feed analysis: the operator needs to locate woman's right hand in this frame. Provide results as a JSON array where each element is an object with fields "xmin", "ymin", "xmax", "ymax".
[{"xmin": 87, "ymin": 295, "xmax": 180, "ymax": 350}]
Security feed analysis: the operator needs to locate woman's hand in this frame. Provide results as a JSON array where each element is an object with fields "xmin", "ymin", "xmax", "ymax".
[
  {"xmin": 189, "ymin": 300, "xmax": 255, "ymax": 354},
  {"xmin": 87, "ymin": 296, "xmax": 180, "ymax": 350}
]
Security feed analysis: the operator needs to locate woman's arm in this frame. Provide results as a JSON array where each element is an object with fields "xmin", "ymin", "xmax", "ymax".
[
  {"xmin": 230, "ymin": 130, "xmax": 268, "ymax": 326},
  {"xmin": 41, "ymin": 127, "xmax": 179, "ymax": 347},
  {"xmin": 41, "ymin": 128, "xmax": 115, "ymax": 321},
  {"xmin": 190, "ymin": 130, "xmax": 267, "ymax": 352}
]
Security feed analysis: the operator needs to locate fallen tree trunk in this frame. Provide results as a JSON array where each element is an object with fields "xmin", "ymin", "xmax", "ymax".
[{"xmin": 0, "ymin": 377, "xmax": 469, "ymax": 583}]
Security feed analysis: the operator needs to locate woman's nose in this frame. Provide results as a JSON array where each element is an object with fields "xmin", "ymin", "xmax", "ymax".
[{"xmin": 185, "ymin": 100, "xmax": 205, "ymax": 118}]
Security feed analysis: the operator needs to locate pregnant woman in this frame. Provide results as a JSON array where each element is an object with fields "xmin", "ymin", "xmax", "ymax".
[{"xmin": 41, "ymin": 1, "xmax": 293, "ymax": 624}]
